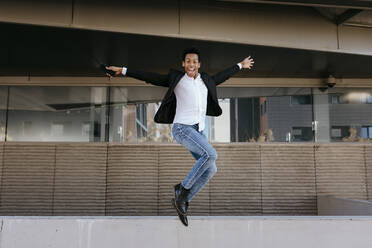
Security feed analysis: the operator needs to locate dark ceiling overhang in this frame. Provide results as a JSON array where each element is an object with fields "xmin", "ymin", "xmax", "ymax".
[
  {"xmin": 220, "ymin": 0, "xmax": 372, "ymax": 9},
  {"xmin": 1, "ymin": 22, "xmax": 372, "ymax": 79}
]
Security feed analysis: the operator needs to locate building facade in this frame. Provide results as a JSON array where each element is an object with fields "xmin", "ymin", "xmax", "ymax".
[{"xmin": 1, "ymin": 0, "xmax": 372, "ymax": 215}]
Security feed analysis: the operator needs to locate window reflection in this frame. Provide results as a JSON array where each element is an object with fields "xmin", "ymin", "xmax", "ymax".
[
  {"xmin": 1, "ymin": 86, "xmax": 372, "ymax": 143},
  {"xmin": 214, "ymin": 93, "xmax": 313, "ymax": 143},
  {"xmin": 328, "ymin": 89, "xmax": 372, "ymax": 142},
  {"xmin": 6, "ymin": 86, "xmax": 108, "ymax": 142},
  {"xmin": 108, "ymin": 86, "xmax": 172, "ymax": 143}
]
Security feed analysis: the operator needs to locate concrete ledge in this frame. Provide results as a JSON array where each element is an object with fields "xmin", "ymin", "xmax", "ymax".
[{"xmin": 0, "ymin": 216, "xmax": 372, "ymax": 248}]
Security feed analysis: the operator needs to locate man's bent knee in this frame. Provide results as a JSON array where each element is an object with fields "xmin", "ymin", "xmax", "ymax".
[
  {"xmin": 211, "ymin": 164, "xmax": 217, "ymax": 175},
  {"xmin": 208, "ymin": 150, "xmax": 218, "ymax": 161}
]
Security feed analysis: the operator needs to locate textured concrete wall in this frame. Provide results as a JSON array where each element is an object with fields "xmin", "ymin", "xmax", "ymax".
[
  {"xmin": 1, "ymin": 143, "xmax": 55, "ymax": 215},
  {"xmin": 366, "ymin": 145, "xmax": 372, "ymax": 201},
  {"xmin": 0, "ymin": 143, "xmax": 3, "ymax": 205},
  {"xmin": 261, "ymin": 145, "xmax": 316, "ymax": 215},
  {"xmin": 211, "ymin": 145, "xmax": 261, "ymax": 215},
  {"xmin": 0, "ymin": 142, "xmax": 371, "ymax": 216},
  {"xmin": 318, "ymin": 195, "xmax": 372, "ymax": 215},
  {"xmin": 107, "ymin": 145, "xmax": 158, "ymax": 216},
  {"xmin": 54, "ymin": 144, "xmax": 107, "ymax": 215},
  {"xmin": 315, "ymin": 144, "xmax": 367, "ymax": 200}
]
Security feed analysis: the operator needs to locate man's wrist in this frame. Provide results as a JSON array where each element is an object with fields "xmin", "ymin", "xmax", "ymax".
[
  {"xmin": 237, "ymin": 63, "xmax": 242, "ymax": 70},
  {"xmin": 121, "ymin": 67, "xmax": 127, "ymax": 76}
]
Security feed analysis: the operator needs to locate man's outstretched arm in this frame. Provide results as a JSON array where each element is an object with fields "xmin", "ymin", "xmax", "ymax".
[
  {"xmin": 212, "ymin": 56, "xmax": 254, "ymax": 86},
  {"xmin": 106, "ymin": 66, "xmax": 170, "ymax": 88}
]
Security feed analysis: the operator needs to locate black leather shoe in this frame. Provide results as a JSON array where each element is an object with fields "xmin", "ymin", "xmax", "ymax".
[
  {"xmin": 172, "ymin": 183, "xmax": 190, "ymax": 226},
  {"xmin": 173, "ymin": 183, "xmax": 190, "ymax": 215},
  {"xmin": 172, "ymin": 198, "xmax": 189, "ymax": 226},
  {"xmin": 174, "ymin": 183, "xmax": 182, "ymax": 201}
]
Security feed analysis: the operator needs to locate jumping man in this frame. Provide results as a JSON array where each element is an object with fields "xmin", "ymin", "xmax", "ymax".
[{"xmin": 106, "ymin": 48, "xmax": 254, "ymax": 226}]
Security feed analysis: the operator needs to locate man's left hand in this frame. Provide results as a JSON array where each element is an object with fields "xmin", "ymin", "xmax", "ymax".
[{"xmin": 240, "ymin": 56, "xmax": 254, "ymax": 69}]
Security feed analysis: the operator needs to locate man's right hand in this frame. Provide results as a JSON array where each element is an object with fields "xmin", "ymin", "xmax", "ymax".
[{"xmin": 105, "ymin": 66, "xmax": 123, "ymax": 77}]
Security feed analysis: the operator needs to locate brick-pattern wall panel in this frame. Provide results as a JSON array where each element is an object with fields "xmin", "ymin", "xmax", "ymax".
[
  {"xmin": 261, "ymin": 144, "xmax": 316, "ymax": 215},
  {"xmin": 211, "ymin": 145, "xmax": 261, "ymax": 216},
  {"xmin": 0, "ymin": 142, "xmax": 370, "ymax": 216},
  {"xmin": 315, "ymin": 144, "xmax": 367, "ymax": 200},
  {"xmin": 365, "ymin": 145, "xmax": 372, "ymax": 201},
  {"xmin": 54, "ymin": 143, "xmax": 107, "ymax": 215},
  {"xmin": 0, "ymin": 143, "xmax": 55, "ymax": 215},
  {"xmin": 106, "ymin": 145, "xmax": 158, "ymax": 216},
  {"xmin": 158, "ymin": 145, "xmax": 209, "ymax": 216},
  {"xmin": 0, "ymin": 143, "xmax": 3, "ymax": 199}
]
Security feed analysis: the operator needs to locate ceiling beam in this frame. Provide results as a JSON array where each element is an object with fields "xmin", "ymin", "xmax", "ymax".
[{"xmin": 334, "ymin": 9, "xmax": 363, "ymax": 25}]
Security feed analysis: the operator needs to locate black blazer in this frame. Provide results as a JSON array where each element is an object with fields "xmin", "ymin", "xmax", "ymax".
[{"xmin": 126, "ymin": 64, "xmax": 240, "ymax": 124}]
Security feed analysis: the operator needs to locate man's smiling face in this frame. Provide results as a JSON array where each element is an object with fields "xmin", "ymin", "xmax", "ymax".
[{"xmin": 182, "ymin": 53, "xmax": 201, "ymax": 79}]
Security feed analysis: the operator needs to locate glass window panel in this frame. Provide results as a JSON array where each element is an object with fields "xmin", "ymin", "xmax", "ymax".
[
  {"xmin": 6, "ymin": 86, "xmax": 108, "ymax": 142},
  {"xmin": 0, "ymin": 86, "xmax": 7, "ymax": 141},
  {"xmin": 291, "ymin": 95, "xmax": 312, "ymax": 105},
  {"xmin": 332, "ymin": 128, "xmax": 342, "ymax": 138},
  {"xmin": 331, "ymin": 95, "xmax": 339, "ymax": 104},
  {"xmin": 292, "ymin": 128, "xmax": 302, "ymax": 136},
  {"xmin": 210, "ymin": 88, "xmax": 313, "ymax": 143},
  {"xmin": 109, "ymin": 86, "xmax": 172, "ymax": 143},
  {"xmin": 110, "ymin": 86, "xmax": 314, "ymax": 143},
  {"xmin": 364, "ymin": 126, "xmax": 372, "ymax": 140},
  {"xmin": 362, "ymin": 127, "xmax": 368, "ymax": 139},
  {"xmin": 361, "ymin": 94, "xmax": 368, "ymax": 103},
  {"xmin": 263, "ymin": 95, "xmax": 312, "ymax": 142},
  {"xmin": 330, "ymin": 126, "xmax": 350, "ymax": 141},
  {"xmin": 292, "ymin": 127, "xmax": 312, "ymax": 142},
  {"xmin": 6, "ymin": 85, "xmax": 370, "ymax": 144},
  {"xmin": 328, "ymin": 88, "xmax": 372, "ymax": 142}
]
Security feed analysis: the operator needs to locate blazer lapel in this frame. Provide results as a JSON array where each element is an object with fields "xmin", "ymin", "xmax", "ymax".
[
  {"xmin": 169, "ymin": 71, "xmax": 184, "ymax": 92},
  {"xmin": 201, "ymin": 73, "xmax": 211, "ymax": 91},
  {"xmin": 201, "ymin": 73, "xmax": 216, "ymax": 100},
  {"xmin": 168, "ymin": 71, "xmax": 214, "ymax": 101},
  {"xmin": 174, "ymin": 73, "xmax": 184, "ymax": 89}
]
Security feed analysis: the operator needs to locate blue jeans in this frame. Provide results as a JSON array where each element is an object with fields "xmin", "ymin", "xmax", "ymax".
[{"xmin": 171, "ymin": 123, "xmax": 218, "ymax": 202}]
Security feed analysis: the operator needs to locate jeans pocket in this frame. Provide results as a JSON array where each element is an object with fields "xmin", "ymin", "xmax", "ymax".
[
  {"xmin": 178, "ymin": 124, "xmax": 193, "ymax": 136},
  {"xmin": 172, "ymin": 124, "xmax": 181, "ymax": 139}
]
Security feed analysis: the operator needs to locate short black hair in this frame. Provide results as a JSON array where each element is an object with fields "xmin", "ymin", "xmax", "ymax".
[{"xmin": 182, "ymin": 47, "xmax": 201, "ymax": 62}]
